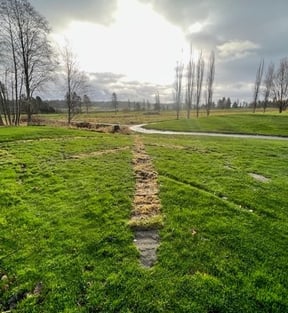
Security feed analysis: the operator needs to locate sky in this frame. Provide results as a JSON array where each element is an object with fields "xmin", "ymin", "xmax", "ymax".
[{"xmin": 30, "ymin": 0, "xmax": 288, "ymax": 103}]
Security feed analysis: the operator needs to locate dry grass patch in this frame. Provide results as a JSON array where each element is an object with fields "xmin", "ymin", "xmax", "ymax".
[{"xmin": 130, "ymin": 137, "xmax": 162, "ymax": 229}]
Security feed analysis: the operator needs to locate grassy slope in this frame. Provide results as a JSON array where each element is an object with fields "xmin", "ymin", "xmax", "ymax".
[
  {"xmin": 144, "ymin": 114, "xmax": 288, "ymax": 136},
  {"xmin": 1, "ymin": 127, "xmax": 288, "ymax": 312},
  {"xmin": 40, "ymin": 110, "xmax": 178, "ymax": 126},
  {"xmin": 0, "ymin": 126, "xmax": 99, "ymax": 142},
  {"xmin": 0, "ymin": 128, "xmax": 136, "ymax": 312},
  {"xmin": 144, "ymin": 134, "xmax": 288, "ymax": 312}
]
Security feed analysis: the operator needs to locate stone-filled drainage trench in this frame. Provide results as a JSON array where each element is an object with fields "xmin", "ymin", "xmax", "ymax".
[{"xmin": 129, "ymin": 136, "xmax": 163, "ymax": 268}]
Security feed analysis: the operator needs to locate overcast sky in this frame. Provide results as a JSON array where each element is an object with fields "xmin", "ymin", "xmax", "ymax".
[{"xmin": 30, "ymin": 0, "xmax": 288, "ymax": 103}]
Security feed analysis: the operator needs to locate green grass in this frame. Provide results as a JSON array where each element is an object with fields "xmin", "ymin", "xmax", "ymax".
[
  {"xmin": 144, "ymin": 134, "xmax": 288, "ymax": 312},
  {"xmin": 39, "ymin": 109, "xmax": 258, "ymax": 126},
  {"xmin": 0, "ymin": 126, "xmax": 99, "ymax": 142},
  {"xmin": 144, "ymin": 113, "xmax": 288, "ymax": 136},
  {"xmin": 1, "ymin": 126, "xmax": 288, "ymax": 312}
]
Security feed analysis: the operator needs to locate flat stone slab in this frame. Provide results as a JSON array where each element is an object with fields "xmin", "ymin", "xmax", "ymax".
[
  {"xmin": 134, "ymin": 230, "xmax": 159, "ymax": 267},
  {"xmin": 249, "ymin": 173, "xmax": 270, "ymax": 183}
]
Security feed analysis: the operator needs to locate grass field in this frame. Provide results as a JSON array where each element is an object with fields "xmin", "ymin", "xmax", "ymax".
[
  {"xmin": 39, "ymin": 110, "xmax": 178, "ymax": 126},
  {"xmin": 144, "ymin": 113, "xmax": 288, "ymax": 136},
  {"xmin": 0, "ymin": 125, "xmax": 288, "ymax": 312},
  {"xmin": 38, "ymin": 108, "xmax": 271, "ymax": 126}
]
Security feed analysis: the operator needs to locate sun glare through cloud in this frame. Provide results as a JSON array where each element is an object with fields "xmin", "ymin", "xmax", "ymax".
[{"xmin": 51, "ymin": 0, "xmax": 189, "ymax": 86}]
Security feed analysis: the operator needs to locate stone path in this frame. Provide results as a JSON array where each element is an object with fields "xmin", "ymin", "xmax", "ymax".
[
  {"xmin": 130, "ymin": 124, "xmax": 288, "ymax": 141},
  {"xmin": 129, "ymin": 136, "xmax": 162, "ymax": 268}
]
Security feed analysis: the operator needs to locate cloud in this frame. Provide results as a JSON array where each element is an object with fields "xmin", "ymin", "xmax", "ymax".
[
  {"xmin": 30, "ymin": 0, "xmax": 118, "ymax": 30},
  {"xmin": 89, "ymin": 72, "xmax": 125, "ymax": 85},
  {"xmin": 84, "ymin": 72, "xmax": 172, "ymax": 102},
  {"xmin": 141, "ymin": 0, "xmax": 288, "ymax": 59},
  {"xmin": 217, "ymin": 40, "xmax": 260, "ymax": 59},
  {"xmin": 29, "ymin": 0, "xmax": 288, "ymax": 102},
  {"xmin": 140, "ymin": 0, "xmax": 212, "ymax": 29},
  {"xmin": 214, "ymin": 81, "xmax": 254, "ymax": 102}
]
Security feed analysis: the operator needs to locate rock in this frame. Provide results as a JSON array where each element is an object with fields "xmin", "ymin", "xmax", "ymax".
[
  {"xmin": 249, "ymin": 173, "xmax": 270, "ymax": 183},
  {"xmin": 76, "ymin": 122, "xmax": 91, "ymax": 129},
  {"xmin": 134, "ymin": 230, "xmax": 160, "ymax": 267},
  {"xmin": 111, "ymin": 124, "xmax": 120, "ymax": 133}
]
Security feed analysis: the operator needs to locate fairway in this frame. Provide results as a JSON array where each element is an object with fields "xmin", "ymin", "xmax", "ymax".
[{"xmin": 1, "ymin": 126, "xmax": 288, "ymax": 312}]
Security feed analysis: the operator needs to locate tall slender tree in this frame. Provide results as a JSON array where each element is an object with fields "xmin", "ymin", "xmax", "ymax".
[
  {"xmin": 195, "ymin": 51, "xmax": 205, "ymax": 118},
  {"xmin": 272, "ymin": 57, "xmax": 288, "ymax": 113},
  {"xmin": 112, "ymin": 92, "xmax": 118, "ymax": 114},
  {"xmin": 154, "ymin": 90, "xmax": 160, "ymax": 111},
  {"xmin": 175, "ymin": 60, "xmax": 184, "ymax": 120},
  {"xmin": 252, "ymin": 58, "xmax": 264, "ymax": 113},
  {"xmin": 83, "ymin": 94, "xmax": 91, "ymax": 114},
  {"xmin": 262, "ymin": 62, "xmax": 274, "ymax": 113},
  {"xmin": 206, "ymin": 50, "xmax": 215, "ymax": 117},
  {"xmin": 0, "ymin": 81, "xmax": 11, "ymax": 125},
  {"xmin": 62, "ymin": 42, "xmax": 86, "ymax": 124},
  {"xmin": 186, "ymin": 45, "xmax": 195, "ymax": 119}
]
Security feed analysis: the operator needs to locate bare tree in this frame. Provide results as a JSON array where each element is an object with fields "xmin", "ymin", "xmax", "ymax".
[
  {"xmin": 175, "ymin": 60, "xmax": 184, "ymax": 119},
  {"xmin": 252, "ymin": 59, "xmax": 264, "ymax": 113},
  {"xmin": 262, "ymin": 62, "xmax": 274, "ymax": 113},
  {"xmin": 0, "ymin": 0, "xmax": 55, "ymax": 124},
  {"xmin": 112, "ymin": 92, "xmax": 118, "ymax": 113},
  {"xmin": 195, "ymin": 51, "xmax": 205, "ymax": 118},
  {"xmin": 0, "ymin": 81, "xmax": 11, "ymax": 125},
  {"xmin": 0, "ymin": 1, "xmax": 22, "ymax": 125},
  {"xmin": 83, "ymin": 94, "xmax": 91, "ymax": 114},
  {"xmin": 206, "ymin": 50, "xmax": 215, "ymax": 117},
  {"xmin": 154, "ymin": 90, "xmax": 160, "ymax": 111},
  {"xmin": 62, "ymin": 42, "xmax": 87, "ymax": 124},
  {"xmin": 186, "ymin": 45, "xmax": 195, "ymax": 119},
  {"xmin": 272, "ymin": 57, "xmax": 288, "ymax": 113}
]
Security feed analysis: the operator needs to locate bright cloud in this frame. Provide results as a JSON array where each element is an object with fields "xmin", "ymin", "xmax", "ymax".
[
  {"xmin": 51, "ymin": 0, "xmax": 188, "ymax": 86},
  {"xmin": 217, "ymin": 40, "xmax": 260, "ymax": 59}
]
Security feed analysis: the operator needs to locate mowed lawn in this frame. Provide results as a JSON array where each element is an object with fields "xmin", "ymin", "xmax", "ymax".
[
  {"xmin": 1, "ymin": 126, "xmax": 288, "ymax": 312},
  {"xmin": 144, "ymin": 113, "xmax": 288, "ymax": 136}
]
